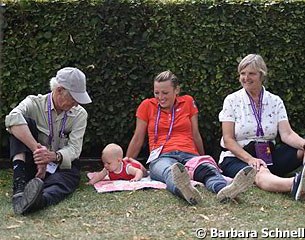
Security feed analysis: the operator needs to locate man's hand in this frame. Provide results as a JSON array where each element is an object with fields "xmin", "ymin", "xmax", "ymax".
[
  {"xmin": 36, "ymin": 164, "xmax": 47, "ymax": 179},
  {"xmin": 33, "ymin": 144, "xmax": 55, "ymax": 165}
]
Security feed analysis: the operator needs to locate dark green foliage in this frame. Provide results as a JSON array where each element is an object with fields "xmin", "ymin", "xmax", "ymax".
[{"xmin": 1, "ymin": 0, "xmax": 305, "ymax": 159}]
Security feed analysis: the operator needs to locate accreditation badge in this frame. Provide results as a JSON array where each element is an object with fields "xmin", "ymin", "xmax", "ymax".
[
  {"xmin": 146, "ymin": 145, "xmax": 164, "ymax": 164},
  {"xmin": 255, "ymin": 142, "xmax": 273, "ymax": 165},
  {"xmin": 46, "ymin": 162, "xmax": 59, "ymax": 174}
]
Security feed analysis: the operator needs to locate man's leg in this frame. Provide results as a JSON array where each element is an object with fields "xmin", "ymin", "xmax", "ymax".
[
  {"xmin": 10, "ymin": 118, "xmax": 45, "ymax": 214},
  {"xmin": 15, "ymin": 177, "xmax": 44, "ymax": 214},
  {"xmin": 42, "ymin": 162, "xmax": 80, "ymax": 207},
  {"xmin": 11, "ymin": 153, "xmax": 27, "ymax": 214}
]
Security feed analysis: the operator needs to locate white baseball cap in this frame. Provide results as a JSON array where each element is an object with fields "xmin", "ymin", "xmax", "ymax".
[{"xmin": 56, "ymin": 67, "xmax": 92, "ymax": 104}]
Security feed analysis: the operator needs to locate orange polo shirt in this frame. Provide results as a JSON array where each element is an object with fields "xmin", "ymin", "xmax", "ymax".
[{"xmin": 136, "ymin": 95, "xmax": 199, "ymax": 155}]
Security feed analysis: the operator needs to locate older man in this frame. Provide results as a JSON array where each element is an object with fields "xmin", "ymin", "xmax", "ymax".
[{"xmin": 5, "ymin": 67, "xmax": 92, "ymax": 214}]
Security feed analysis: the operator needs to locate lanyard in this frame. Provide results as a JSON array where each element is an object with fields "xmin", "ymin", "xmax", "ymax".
[
  {"xmin": 47, "ymin": 93, "xmax": 68, "ymax": 146},
  {"xmin": 154, "ymin": 105, "xmax": 175, "ymax": 143},
  {"xmin": 246, "ymin": 89, "xmax": 264, "ymax": 137}
]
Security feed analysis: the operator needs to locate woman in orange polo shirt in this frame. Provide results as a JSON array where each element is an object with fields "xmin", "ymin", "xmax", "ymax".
[{"xmin": 126, "ymin": 70, "xmax": 255, "ymax": 205}]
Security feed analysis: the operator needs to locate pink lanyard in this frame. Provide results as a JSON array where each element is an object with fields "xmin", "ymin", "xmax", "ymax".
[
  {"xmin": 47, "ymin": 93, "xmax": 67, "ymax": 146},
  {"xmin": 246, "ymin": 89, "xmax": 264, "ymax": 137},
  {"xmin": 154, "ymin": 105, "xmax": 175, "ymax": 144}
]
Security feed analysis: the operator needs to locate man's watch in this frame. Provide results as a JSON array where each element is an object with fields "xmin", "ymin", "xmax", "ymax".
[{"xmin": 55, "ymin": 151, "xmax": 63, "ymax": 164}]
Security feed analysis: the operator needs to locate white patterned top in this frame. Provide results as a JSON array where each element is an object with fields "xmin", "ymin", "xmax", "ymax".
[{"xmin": 218, "ymin": 87, "xmax": 288, "ymax": 163}]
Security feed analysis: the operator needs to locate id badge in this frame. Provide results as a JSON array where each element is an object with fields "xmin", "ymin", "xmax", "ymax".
[
  {"xmin": 146, "ymin": 145, "xmax": 164, "ymax": 164},
  {"xmin": 46, "ymin": 162, "xmax": 59, "ymax": 174},
  {"xmin": 255, "ymin": 142, "xmax": 273, "ymax": 165}
]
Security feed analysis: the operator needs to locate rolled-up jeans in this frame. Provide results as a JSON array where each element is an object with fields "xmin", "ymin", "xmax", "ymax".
[{"xmin": 149, "ymin": 151, "xmax": 197, "ymax": 196}]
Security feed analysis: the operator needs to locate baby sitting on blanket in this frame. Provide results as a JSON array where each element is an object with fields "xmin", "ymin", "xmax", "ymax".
[{"xmin": 87, "ymin": 143, "xmax": 148, "ymax": 185}]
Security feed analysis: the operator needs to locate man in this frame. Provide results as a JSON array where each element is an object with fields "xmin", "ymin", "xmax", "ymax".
[{"xmin": 5, "ymin": 67, "xmax": 92, "ymax": 215}]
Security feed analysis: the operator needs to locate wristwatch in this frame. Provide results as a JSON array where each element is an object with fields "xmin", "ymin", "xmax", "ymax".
[{"xmin": 55, "ymin": 151, "xmax": 63, "ymax": 164}]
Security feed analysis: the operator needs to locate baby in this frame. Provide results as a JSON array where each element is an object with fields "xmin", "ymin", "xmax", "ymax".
[{"xmin": 87, "ymin": 143, "xmax": 147, "ymax": 185}]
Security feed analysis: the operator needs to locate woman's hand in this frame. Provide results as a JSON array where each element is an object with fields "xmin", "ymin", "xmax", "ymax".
[{"xmin": 248, "ymin": 157, "xmax": 267, "ymax": 171}]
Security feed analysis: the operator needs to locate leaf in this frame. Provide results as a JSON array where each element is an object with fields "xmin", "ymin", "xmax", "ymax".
[
  {"xmin": 199, "ymin": 214, "xmax": 210, "ymax": 220},
  {"xmin": 6, "ymin": 225, "xmax": 21, "ymax": 229}
]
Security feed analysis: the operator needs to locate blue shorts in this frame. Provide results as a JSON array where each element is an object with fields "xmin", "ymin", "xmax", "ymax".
[{"xmin": 219, "ymin": 143, "xmax": 302, "ymax": 178}]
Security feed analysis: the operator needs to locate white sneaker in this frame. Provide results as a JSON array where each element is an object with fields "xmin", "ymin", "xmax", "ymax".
[
  {"xmin": 217, "ymin": 166, "xmax": 256, "ymax": 203},
  {"xmin": 171, "ymin": 163, "xmax": 202, "ymax": 205}
]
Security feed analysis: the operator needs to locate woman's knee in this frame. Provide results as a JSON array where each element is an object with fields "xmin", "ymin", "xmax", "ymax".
[
  {"xmin": 296, "ymin": 149, "xmax": 304, "ymax": 160},
  {"xmin": 254, "ymin": 167, "xmax": 271, "ymax": 189}
]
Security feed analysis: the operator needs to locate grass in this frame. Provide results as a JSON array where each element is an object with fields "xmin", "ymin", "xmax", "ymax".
[{"xmin": 1, "ymin": 168, "xmax": 305, "ymax": 240}]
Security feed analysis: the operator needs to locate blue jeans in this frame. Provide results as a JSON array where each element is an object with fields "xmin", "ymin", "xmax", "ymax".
[
  {"xmin": 149, "ymin": 151, "xmax": 227, "ymax": 196},
  {"xmin": 149, "ymin": 151, "xmax": 195, "ymax": 196},
  {"xmin": 193, "ymin": 163, "xmax": 227, "ymax": 193}
]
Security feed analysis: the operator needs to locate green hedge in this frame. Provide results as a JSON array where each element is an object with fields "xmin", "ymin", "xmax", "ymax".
[{"xmin": 1, "ymin": 0, "xmax": 305, "ymax": 159}]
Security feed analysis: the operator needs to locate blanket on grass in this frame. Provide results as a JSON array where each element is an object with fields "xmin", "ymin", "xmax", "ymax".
[{"xmin": 87, "ymin": 172, "xmax": 203, "ymax": 193}]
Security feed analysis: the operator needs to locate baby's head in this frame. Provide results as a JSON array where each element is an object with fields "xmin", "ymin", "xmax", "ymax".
[{"xmin": 101, "ymin": 143, "xmax": 123, "ymax": 172}]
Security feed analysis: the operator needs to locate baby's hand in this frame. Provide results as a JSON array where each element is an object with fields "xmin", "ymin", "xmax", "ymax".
[
  {"xmin": 86, "ymin": 180, "xmax": 95, "ymax": 186},
  {"xmin": 130, "ymin": 177, "xmax": 141, "ymax": 182}
]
